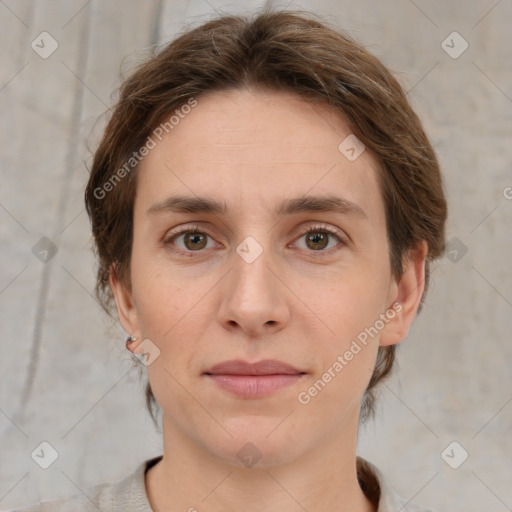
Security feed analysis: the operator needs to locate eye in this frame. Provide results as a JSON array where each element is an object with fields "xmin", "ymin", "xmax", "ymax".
[
  {"xmin": 163, "ymin": 223, "xmax": 347, "ymax": 257},
  {"xmin": 293, "ymin": 224, "xmax": 347, "ymax": 253},
  {"xmin": 163, "ymin": 226, "xmax": 217, "ymax": 254}
]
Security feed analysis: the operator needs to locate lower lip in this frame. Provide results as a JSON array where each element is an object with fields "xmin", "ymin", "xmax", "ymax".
[{"xmin": 206, "ymin": 374, "xmax": 304, "ymax": 398}]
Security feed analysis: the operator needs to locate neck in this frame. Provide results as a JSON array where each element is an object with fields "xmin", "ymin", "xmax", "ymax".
[{"xmin": 146, "ymin": 417, "xmax": 376, "ymax": 512}]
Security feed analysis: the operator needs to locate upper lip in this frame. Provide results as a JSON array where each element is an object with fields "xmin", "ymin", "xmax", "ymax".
[{"xmin": 205, "ymin": 359, "xmax": 305, "ymax": 376}]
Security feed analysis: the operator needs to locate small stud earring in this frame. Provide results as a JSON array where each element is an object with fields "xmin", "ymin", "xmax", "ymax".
[{"xmin": 126, "ymin": 335, "xmax": 137, "ymax": 350}]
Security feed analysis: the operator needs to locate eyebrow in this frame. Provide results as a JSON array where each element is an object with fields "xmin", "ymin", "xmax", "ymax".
[{"xmin": 146, "ymin": 194, "xmax": 367, "ymax": 219}]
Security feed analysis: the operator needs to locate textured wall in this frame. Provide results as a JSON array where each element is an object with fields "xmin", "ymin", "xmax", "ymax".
[{"xmin": 1, "ymin": 1, "xmax": 511, "ymax": 511}]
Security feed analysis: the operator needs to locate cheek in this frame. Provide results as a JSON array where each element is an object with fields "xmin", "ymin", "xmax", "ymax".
[
  {"xmin": 130, "ymin": 247, "xmax": 188, "ymax": 335},
  {"xmin": 305, "ymin": 264, "xmax": 391, "ymax": 343},
  {"xmin": 296, "ymin": 283, "xmax": 381, "ymax": 417},
  {"xmin": 130, "ymin": 255, "xmax": 212, "ymax": 384},
  {"xmin": 297, "ymin": 266, "xmax": 389, "ymax": 397}
]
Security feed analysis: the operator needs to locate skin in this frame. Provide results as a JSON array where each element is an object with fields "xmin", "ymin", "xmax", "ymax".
[{"xmin": 111, "ymin": 88, "xmax": 427, "ymax": 512}]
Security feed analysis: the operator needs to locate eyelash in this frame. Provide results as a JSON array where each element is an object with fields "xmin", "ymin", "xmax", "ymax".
[{"xmin": 163, "ymin": 223, "xmax": 347, "ymax": 257}]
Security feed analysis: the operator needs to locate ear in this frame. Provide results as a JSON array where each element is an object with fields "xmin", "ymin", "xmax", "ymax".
[
  {"xmin": 379, "ymin": 241, "xmax": 428, "ymax": 347},
  {"xmin": 109, "ymin": 263, "xmax": 140, "ymax": 341}
]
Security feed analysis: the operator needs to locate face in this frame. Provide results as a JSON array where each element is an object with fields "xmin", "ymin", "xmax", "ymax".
[{"xmin": 112, "ymin": 88, "xmax": 424, "ymax": 468}]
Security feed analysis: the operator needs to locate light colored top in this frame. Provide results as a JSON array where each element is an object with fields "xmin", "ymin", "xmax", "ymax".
[{"xmin": 8, "ymin": 456, "xmax": 436, "ymax": 511}]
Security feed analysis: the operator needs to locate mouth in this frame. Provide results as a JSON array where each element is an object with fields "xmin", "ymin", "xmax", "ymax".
[{"xmin": 203, "ymin": 359, "xmax": 306, "ymax": 399}]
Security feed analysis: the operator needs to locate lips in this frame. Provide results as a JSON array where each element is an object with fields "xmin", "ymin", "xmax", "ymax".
[
  {"xmin": 205, "ymin": 359, "xmax": 304, "ymax": 376},
  {"xmin": 204, "ymin": 359, "xmax": 306, "ymax": 398}
]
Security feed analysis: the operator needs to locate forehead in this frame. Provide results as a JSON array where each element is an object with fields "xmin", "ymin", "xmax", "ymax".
[{"xmin": 135, "ymin": 88, "xmax": 384, "ymax": 221}]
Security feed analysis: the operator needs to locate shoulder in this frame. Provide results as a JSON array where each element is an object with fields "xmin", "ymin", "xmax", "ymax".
[
  {"xmin": 6, "ymin": 482, "xmax": 113, "ymax": 512},
  {"xmin": 5, "ymin": 456, "xmax": 162, "ymax": 512},
  {"xmin": 357, "ymin": 457, "xmax": 438, "ymax": 512}
]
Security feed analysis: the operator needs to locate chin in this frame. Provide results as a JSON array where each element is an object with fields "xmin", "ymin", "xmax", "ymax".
[{"xmin": 202, "ymin": 420, "xmax": 309, "ymax": 469}]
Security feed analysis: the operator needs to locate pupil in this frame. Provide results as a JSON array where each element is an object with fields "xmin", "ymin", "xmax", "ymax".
[
  {"xmin": 308, "ymin": 232, "xmax": 327, "ymax": 250},
  {"xmin": 185, "ymin": 233, "xmax": 206, "ymax": 250}
]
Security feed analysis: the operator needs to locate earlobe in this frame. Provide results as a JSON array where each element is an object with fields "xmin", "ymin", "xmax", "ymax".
[
  {"xmin": 379, "ymin": 241, "xmax": 428, "ymax": 347},
  {"xmin": 109, "ymin": 263, "xmax": 140, "ymax": 339}
]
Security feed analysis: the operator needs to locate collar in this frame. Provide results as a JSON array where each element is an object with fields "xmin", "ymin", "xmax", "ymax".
[{"xmin": 112, "ymin": 455, "xmax": 433, "ymax": 511}]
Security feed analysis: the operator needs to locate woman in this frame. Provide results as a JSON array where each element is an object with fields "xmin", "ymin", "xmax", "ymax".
[{"xmin": 13, "ymin": 7, "xmax": 446, "ymax": 512}]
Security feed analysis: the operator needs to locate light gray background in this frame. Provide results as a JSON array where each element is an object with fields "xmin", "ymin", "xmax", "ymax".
[{"xmin": 1, "ymin": 1, "xmax": 511, "ymax": 510}]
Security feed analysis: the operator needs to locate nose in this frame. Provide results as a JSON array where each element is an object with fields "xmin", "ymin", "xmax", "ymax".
[{"xmin": 217, "ymin": 242, "xmax": 291, "ymax": 338}]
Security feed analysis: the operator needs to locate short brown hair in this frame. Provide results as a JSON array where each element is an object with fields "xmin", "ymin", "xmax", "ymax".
[{"xmin": 85, "ymin": 8, "xmax": 447, "ymax": 424}]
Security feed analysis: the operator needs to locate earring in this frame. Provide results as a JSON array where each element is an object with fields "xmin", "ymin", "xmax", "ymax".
[{"xmin": 126, "ymin": 335, "xmax": 137, "ymax": 350}]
